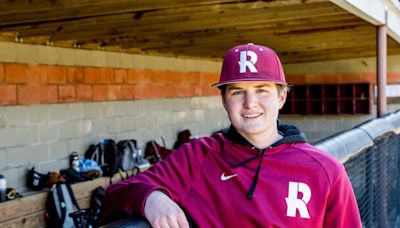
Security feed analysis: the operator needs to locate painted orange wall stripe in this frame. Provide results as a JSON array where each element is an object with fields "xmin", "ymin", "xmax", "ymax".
[
  {"xmin": 0, "ymin": 63, "xmax": 220, "ymax": 105},
  {"xmin": 1, "ymin": 63, "xmax": 399, "ymax": 106}
]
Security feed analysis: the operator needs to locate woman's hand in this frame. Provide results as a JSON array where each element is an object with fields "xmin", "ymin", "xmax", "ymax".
[{"xmin": 144, "ymin": 190, "xmax": 190, "ymax": 228}]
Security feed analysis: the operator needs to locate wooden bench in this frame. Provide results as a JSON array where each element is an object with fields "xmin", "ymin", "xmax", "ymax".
[{"xmin": 0, "ymin": 176, "xmax": 120, "ymax": 228}]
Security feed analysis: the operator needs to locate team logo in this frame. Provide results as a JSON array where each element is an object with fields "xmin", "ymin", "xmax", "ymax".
[
  {"xmin": 238, "ymin": 50, "xmax": 258, "ymax": 73},
  {"xmin": 285, "ymin": 181, "xmax": 311, "ymax": 219}
]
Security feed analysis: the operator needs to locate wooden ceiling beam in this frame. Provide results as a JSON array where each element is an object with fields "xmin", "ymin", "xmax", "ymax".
[
  {"xmin": 7, "ymin": 3, "xmax": 337, "ymax": 37},
  {"xmin": 281, "ymin": 47, "xmax": 378, "ymax": 63},
  {"xmin": 73, "ymin": 29, "xmax": 400, "ymax": 63},
  {"xmin": 146, "ymin": 46, "xmax": 377, "ymax": 63},
  {"xmin": 112, "ymin": 24, "xmax": 374, "ymax": 50},
  {"xmin": 9, "ymin": 1, "xmax": 338, "ymax": 38},
  {"xmin": 162, "ymin": 39, "xmax": 399, "ymax": 63},
  {"xmin": 89, "ymin": 13, "xmax": 361, "ymax": 42},
  {"xmin": 111, "ymin": 19, "xmax": 367, "ymax": 49},
  {"xmin": 16, "ymin": 3, "xmax": 345, "ymax": 42},
  {"xmin": 5, "ymin": 17, "xmax": 370, "ymax": 53},
  {"xmin": 0, "ymin": 0, "xmax": 247, "ymax": 25},
  {"xmin": 114, "ymin": 26, "xmax": 399, "ymax": 57},
  {"xmin": 69, "ymin": 14, "xmax": 359, "ymax": 47},
  {"xmin": 129, "ymin": 36, "xmax": 377, "ymax": 56},
  {"xmin": 2, "ymin": 0, "xmax": 397, "ymax": 63},
  {"xmin": 0, "ymin": 0, "xmax": 327, "ymax": 26},
  {"xmin": 122, "ymin": 26, "xmax": 375, "ymax": 57},
  {"xmin": 136, "ymin": 31, "xmax": 375, "ymax": 55},
  {"xmin": 3, "ymin": 0, "xmax": 319, "ymax": 15}
]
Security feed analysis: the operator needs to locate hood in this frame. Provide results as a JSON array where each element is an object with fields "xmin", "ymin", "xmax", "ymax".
[{"xmin": 220, "ymin": 119, "xmax": 308, "ymax": 199}]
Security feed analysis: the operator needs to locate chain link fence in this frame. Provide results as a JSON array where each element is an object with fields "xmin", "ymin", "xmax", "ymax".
[{"xmin": 315, "ymin": 110, "xmax": 400, "ymax": 228}]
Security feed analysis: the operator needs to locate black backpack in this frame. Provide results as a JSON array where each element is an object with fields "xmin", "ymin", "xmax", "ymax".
[
  {"xmin": 27, "ymin": 167, "xmax": 49, "ymax": 191},
  {"xmin": 85, "ymin": 139, "xmax": 121, "ymax": 177},
  {"xmin": 88, "ymin": 186, "xmax": 106, "ymax": 227},
  {"xmin": 45, "ymin": 183, "xmax": 80, "ymax": 228},
  {"xmin": 69, "ymin": 186, "xmax": 106, "ymax": 228}
]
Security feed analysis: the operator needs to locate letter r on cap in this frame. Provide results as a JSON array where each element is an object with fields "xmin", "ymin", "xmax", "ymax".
[{"xmin": 238, "ymin": 50, "xmax": 258, "ymax": 73}]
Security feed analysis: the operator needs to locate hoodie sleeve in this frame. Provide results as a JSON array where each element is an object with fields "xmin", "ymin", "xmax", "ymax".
[
  {"xmin": 100, "ymin": 140, "xmax": 208, "ymax": 225},
  {"xmin": 323, "ymin": 165, "xmax": 362, "ymax": 228}
]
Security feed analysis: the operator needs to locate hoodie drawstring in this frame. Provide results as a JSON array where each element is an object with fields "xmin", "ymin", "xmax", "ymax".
[{"xmin": 247, "ymin": 148, "xmax": 266, "ymax": 199}]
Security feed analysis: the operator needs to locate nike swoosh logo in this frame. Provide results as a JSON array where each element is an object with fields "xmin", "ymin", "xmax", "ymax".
[{"xmin": 221, "ymin": 172, "xmax": 238, "ymax": 181}]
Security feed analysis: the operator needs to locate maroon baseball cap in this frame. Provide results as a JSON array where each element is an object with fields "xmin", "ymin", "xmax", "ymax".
[{"xmin": 212, "ymin": 43, "xmax": 287, "ymax": 87}]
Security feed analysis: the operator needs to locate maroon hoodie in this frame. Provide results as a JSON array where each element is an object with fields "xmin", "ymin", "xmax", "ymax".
[{"xmin": 101, "ymin": 123, "xmax": 362, "ymax": 227}]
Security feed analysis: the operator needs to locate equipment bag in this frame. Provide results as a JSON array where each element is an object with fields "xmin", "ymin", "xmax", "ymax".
[
  {"xmin": 69, "ymin": 186, "xmax": 106, "ymax": 228},
  {"xmin": 173, "ymin": 129, "xmax": 192, "ymax": 150},
  {"xmin": 88, "ymin": 186, "xmax": 106, "ymax": 227},
  {"xmin": 85, "ymin": 139, "xmax": 121, "ymax": 177},
  {"xmin": 117, "ymin": 139, "xmax": 151, "ymax": 179},
  {"xmin": 27, "ymin": 167, "xmax": 49, "ymax": 191},
  {"xmin": 45, "ymin": 183, "xmax": 80, "ymax": 228},
  {"xmin": 144, "ymin": 140, "xmax": 172, "ymax": 164},
  {"xmin": 117, "ymin": 139, "xmax": 139, "ymax": 171}
]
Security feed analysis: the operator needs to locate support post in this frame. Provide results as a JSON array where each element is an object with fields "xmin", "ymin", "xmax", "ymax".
[
  {"xmin": 376, "ymin": 10, "xmax": 388, "ymax": 228},
  {"xmin": 376, "ymin": 11, "xmax": 387, "ymax": 117}
]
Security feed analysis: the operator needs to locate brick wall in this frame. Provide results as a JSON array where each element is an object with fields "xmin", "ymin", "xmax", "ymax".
[
  {"xmin": 0, "ymin": 63, "xmax": 219, "ymax": 106},
  {"xmin": 2, "ymin": 62, "xmax": 400, "ymax": 107}
]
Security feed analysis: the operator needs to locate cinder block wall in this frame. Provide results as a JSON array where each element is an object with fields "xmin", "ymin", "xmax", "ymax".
[{"xmin": 1, "ymin": 41, "xmax": 400, "ymax": 192}]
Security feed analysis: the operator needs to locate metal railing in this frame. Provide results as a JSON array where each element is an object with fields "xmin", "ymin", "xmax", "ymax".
[{"xmin": 315, "ymin": 110, "xmax": 400, "ymax": 228}]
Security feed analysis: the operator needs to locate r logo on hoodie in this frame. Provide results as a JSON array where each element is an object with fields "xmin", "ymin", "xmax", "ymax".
[{"xmin": 285, "ymin": 181, "xmax": 311, "ymax": 219}]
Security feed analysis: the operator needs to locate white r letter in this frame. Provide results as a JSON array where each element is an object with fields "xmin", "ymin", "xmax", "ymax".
[
  {"xmin": 238, "ymin": 51, "xmax": 258, "ymax": 73},
  {"xmin": 285, "ymin": 181, "xmax": 311, "ymax": 219}
]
